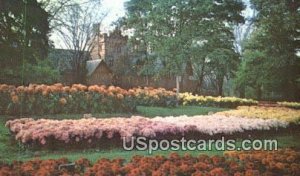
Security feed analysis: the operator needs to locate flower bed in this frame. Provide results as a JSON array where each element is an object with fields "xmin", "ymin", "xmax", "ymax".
[
  {"xmin": 277, "ymin": 101, "xmax": 300, "ymax": 109},
  {"xmin": 6, "ymin": 115, "xmax": 288, "ymax": 146},
  {"xmin": 180, "ymin": 92, "xmax": 258, "ymax": 108},
  {"xmin": 0, "ymin": 84, "xmax": 177, "ymax": 115},
  {"xmin": 0, "ymin": 149, "xmax": 299, "ymax": 175},
  {"xmin": 1, "ymin": 83, "xmax": 298, "ymax": 116},
  {"xmin": 217, "ymin": 106, "xmax": 300, "ymax": 124}
]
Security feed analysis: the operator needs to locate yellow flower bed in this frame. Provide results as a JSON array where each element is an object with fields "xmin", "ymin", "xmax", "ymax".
[
  {"xmin": 179, "ymin": 92, "xmax": 258, "ymax": 108},
  {"xmin": 277, "ymin": 101, "xmax": 300, "ymax": 109},
  {"xmin": 217, "ymin": 106, "xmax": 300, "ymax": 123}
]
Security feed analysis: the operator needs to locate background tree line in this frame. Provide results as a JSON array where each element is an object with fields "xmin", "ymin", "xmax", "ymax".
[
  {"xmin": 121, "ymin": 0, "xmax": 299, "ymax": 100},
  {"xmin": 0, "ymin": 0, "xmax": 103, "ymax": 85}
]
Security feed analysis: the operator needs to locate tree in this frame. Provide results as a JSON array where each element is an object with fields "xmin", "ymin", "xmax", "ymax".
[
  {"xmin": 236, "ymin": 0, "xmax": 300, "ymax": 100},
  {"xmin": 56, "ymin": 2, "xmax": 107, "ymax": 83},
  {"xmin": 0, "ymin": 0, "xmax": 51, "ymax": 84},
  {"xmin": 235, "ymin": 30, "xmax": 267, "ymax": 99},
  {"xmin": 121, "ymin": 0, "xmax": 153, "ymax": 77},
  {"xmin": 123, "ymin": 0, "xmax": 244, "ymax": 95}
]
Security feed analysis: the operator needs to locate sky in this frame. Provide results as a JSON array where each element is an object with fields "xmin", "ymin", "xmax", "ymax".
[
  {"xmin": 101, "ymin": 0, "xmax": 128, "ymax": 30},
  {"xmin": 51, "ymin": 0, "xmax": 128, "ymax": 48}
]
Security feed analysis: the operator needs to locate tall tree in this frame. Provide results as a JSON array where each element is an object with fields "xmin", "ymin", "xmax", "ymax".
[
  {"xmin": 122, "ymin": 0, "xmax": 153, "ymax": 76},
  {"xmin": 56, "ymin": 2, "xmax": 107, "ymax": 83},
  {"xmin": 123, "ymin": 0, "xmax": 244, "ymax": 95},
  {"xmin": 0, "ymin": 0, "xmax": 50, "ymax": 84},
  {"xmin": 236, "ymin": 0, "xmax": 300, "ymax": 100}
]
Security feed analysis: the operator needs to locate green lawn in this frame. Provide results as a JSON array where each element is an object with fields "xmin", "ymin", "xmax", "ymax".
[
  {"xmin": 0, "ymin": 106, "xmax": 299, "ymax": 163},
  {"xmin": 136, "ymin": 106, "xmax": 229, "ymax": 117},
  {"xmin": 25, "ymin": 105, "xmax": 229, "ymax": 120}
]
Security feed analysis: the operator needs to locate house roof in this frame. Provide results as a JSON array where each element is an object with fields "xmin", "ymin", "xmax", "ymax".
[{"xmin": 86, "ymin": 59, "xmax": 112, "ymax": 76}]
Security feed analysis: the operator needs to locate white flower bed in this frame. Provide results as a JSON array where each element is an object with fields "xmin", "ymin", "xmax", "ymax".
[{"xmin": 152, "ymin": 115, "xmax": 288, "ymax": 135}]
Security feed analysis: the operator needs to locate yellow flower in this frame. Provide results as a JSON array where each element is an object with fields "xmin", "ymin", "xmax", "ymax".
[{"xmin": 42, "ymin": 90, "xmax": 49, "ymax": 96}]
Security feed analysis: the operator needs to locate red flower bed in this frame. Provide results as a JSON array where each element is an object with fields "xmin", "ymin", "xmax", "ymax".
[{"xmin": 1, "ymin": 149, "xmax": 299, "ymax": 176}]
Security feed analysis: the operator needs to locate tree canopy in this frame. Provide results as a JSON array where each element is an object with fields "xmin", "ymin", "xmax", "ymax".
[
  {"xmin": 0, "ymin": 0, "xmax": 50, "ymax": 66},
  {"xmin": 123, "ymin": 0, "xmax": 245, "ymax": 95},
  {"xmin": 235, "ymin": 0, "xmax": 300, "ymax": 100}
]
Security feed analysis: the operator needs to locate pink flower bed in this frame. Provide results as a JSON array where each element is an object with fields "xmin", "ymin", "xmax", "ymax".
[{"xmin": 6, "ymin": 115, "xmax": 288, "ymax": 146}]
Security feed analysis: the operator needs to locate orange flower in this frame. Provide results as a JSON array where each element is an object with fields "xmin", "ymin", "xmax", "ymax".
[
  {"xmin": 16, "ymin": 86, "xmax": 25, "ymax": 93},
  {"xmin": 11, "ymin": 95, "xmax": 19, "ymax": 103},
  {"xmin": 286, "ymin": 155, "xmax": 295, "ymax": 163},
  {"xmin": 211, "ymin": 156, "xmax": 222, "ymax": 165},
  {"xmin": 62, "ymin": 86, "xmax": 70, "ymax": 93},
  {"xmin": 275, "ymin": 162, "xmax": 285, "ymax": 170},
  {"xmin": 59, "ymin": 98, "xmax": 67, "ymax": 105},
  {"xmin": 209, "ymin": 167, "xmax": 226, "ymax": 176},
  {"xmin": 193, "ymin": 162, "xmax": 209, "ymax": 170},
  {"xmin": 245, "ymin": 162, "xmax": 255, "ymax": 169},
  {"xmin": 108, "ymin": 92, "xmax": 114, "ymax": 97},
  {"xmin": 179, "ymin": 163, "xmax": 191, "ymax": 173},
  {"xmin": 70, "ymin": 88, "xmax": 77, "ymax": 93},
  {"xmin": 233, "ymin": 172, "xmax": 243, "ymax": 176},
  {"xmin": 42, "ymin": 90, "xmax": 49, "ymax": 96},
  {"xmin": 0, "ymin": 84, "xmax": 9, "ymax": 91},
  {"xmin": 245, "ymin": 169, "xmax": 260, "ymax": 176},
  {"xmin": 116, "ymin": 94, "xmax": 124, "ymax": 100},
  {"xmin": 229, "ymin": 161, "xmax": 239, "ymax": 171},
  {"xmin": 75, "ymin": 158, "xmax": 90, "ymax": 167}
]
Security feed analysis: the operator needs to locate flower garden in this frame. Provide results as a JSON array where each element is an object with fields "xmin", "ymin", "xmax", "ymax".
[
  {"xmin": 0, "ymin": 149, "xmax": 299, "ymax": 175},
  {"xmin": 0, "ymin": 84, "xmax": 300, "ymax": 175},
  {"xmin": 5, "ymin": 115, "xmax": 288, "ymax": 147},
  {"xmin": 0, "ymin": 84, "xmax": 177, "ymax": 115}
]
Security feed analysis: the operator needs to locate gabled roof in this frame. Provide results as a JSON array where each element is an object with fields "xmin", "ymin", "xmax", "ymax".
[{"xmin": 86, "ymin": 59, "xmax": 112, "ymax": 76}]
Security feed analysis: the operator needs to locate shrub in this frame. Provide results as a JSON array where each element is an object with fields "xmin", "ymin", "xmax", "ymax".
[{"xmin": 179, "ymin": 92, "xmax": 258, "ymax": 108}]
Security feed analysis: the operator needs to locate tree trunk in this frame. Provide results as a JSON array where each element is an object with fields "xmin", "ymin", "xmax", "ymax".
[
  {"xmin": 217, "ymin": 80, "xmax": 223, "ymax": 96},
  {"xmin": 256, "ymin": 86, "xmax": 262, "ymax": 100},
  {"xmin": 239, "ymin": 85, "xmax": 245, "ymax": 98},
  {"xmin": 194, "ymin": 78, "xmax": 203, "ymax": 94},
  {"xmin": 217, "ymin": 75, "xmax": 224, "ymax": 96},
  {"xmin": 194, "ymin": 64, "xmax": 205, "ymax": 94}
]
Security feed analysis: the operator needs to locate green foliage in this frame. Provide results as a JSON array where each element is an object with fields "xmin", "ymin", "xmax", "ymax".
[
  {"xmin": 136, "ymin": 106, "xmax": 228, "ymax": 117},
  {"xmin": 0, "ymin": 0, "xmax": 50, "ymax": 67},
  {"xmin": 0, "ymin": 60, "xmax": 60, "ymax": 85},
  {"xmin": 123, "ymin": 0, "xmax": 245, "ymax": 95},
  {"xmin": 0, "ymin": 0, "xmax": 53, "ymax": 85},
  {"xmin": 235, "ymin": 0, "xmax": 300, "ymax": 100}
]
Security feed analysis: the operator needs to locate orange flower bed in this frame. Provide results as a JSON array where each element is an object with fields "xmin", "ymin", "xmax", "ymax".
[
  {"xmin": 1, "ymin": 149, "xmax": 299, "ymax": 175},
  {"xmin": 224, "ymin": 148, "xmax": 300, "ymax": 175},
  {"xmin": 0, "ymin": 83, "xmax": 176, "ymax": 115}
]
